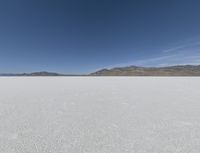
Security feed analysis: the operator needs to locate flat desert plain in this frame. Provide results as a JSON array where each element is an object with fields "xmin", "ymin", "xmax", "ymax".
[{"xmin": 0, "ymin": 77, "xmax": 200, "ymax": 153}]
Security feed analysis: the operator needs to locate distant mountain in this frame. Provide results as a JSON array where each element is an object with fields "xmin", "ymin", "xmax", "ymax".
[
  {"xmin": 2, "ymin": 65, "xmax": 200, "ymax": 76},
  {"xmin": 91, "ymin": 65, "xmax": 200, "ymax": 76},
  {"xmin": 0, "ymin": 71, "xmax": 64, "ymax": 76},
  {"xmin": 29, "ymin": 71, "xmax": 63, "ymax": 76}
]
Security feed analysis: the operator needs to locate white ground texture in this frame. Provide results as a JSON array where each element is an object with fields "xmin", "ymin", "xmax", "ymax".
[{"xmin": 0, "ymin": 77, "xmax": 200, "ymax": 153}]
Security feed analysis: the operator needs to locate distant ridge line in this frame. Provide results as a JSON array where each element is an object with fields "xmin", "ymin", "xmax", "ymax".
[
  {"xmin": 90, "ymin": 65, "xmax": 200, "ymax": 76},
  {"xmin": 0, "ymin": 71, "xmax": 86, "ymax": 76},
  {"xmin": 1, "ymin": 65, "xmax": 200, "ymax": 76}
]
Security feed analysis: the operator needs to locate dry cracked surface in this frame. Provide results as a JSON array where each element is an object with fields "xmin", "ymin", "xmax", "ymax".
[{"xmin": 0, "ymin": 77, "xmax": 200, "ymax": 153}]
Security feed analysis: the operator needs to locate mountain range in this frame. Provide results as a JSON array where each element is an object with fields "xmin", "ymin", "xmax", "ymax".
[
  {"xmin": 1, "ymin": 65, "xmax": 200, "ymax": 76},
  {"xmin": 0, "ymin": 71, "xmax": 64, "ymax": 76},
  {"xmin": 90, "ymin": 65, "xmax": 200, "ymax": 76}
]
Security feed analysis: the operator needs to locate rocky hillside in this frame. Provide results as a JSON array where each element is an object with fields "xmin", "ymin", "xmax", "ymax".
[{"xmin": 91, "ymin": 65, "xmax": 200, "ymax": 76}]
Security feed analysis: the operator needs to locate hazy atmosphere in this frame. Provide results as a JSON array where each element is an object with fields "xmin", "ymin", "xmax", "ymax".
[{"xmin": 1, "ymin": 0, "xmax": 200, "ymax": 73}]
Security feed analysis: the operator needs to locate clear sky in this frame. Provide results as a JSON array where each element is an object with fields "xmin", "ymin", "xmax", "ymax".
[{"xmin": 1, "ymin": 0, "xmax": 200, "ymax": 74}]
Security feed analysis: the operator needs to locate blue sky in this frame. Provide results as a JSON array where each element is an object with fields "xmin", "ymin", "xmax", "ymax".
[{"xmin": 0, "ymin": 0, "xmax": 200, "ymax": 74}]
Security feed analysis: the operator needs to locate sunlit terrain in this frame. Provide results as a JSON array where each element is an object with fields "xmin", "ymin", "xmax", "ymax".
[{"xmin": 0, "ymin": 77, "xmax": 200, "ymax": 153}]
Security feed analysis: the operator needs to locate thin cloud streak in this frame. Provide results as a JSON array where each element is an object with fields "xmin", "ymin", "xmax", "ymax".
[
  {"xmin": 102, "ymin": 55, "xmax": 177, "ymax": 69},
  {"xmin": 103, "ymin": 54, "xmax": 200, "ymax": 69},
  {"xmin": 162, "ymin": 41, "xmax": 200, "ymax": 53},
  {"xmin": 96, "ymin": 39, "xmax": 200, "ymax": 70}
]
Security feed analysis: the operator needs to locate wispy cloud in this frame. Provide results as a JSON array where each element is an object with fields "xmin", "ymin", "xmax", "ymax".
[
  {"xmin": 138, "ymin": 54, "xmax": 200, "ymax": 67},
  {"xmin": 133, "ymin": 55, "xmax": 177, "ymax": 65},
  {"xmin": 156, "ymin": 39, "xmax": 200, "ymax": 66},
  {"xmin": 103, "ymin": 55, "xmax": 177, "ymax": 68},
  {"xmin": 104, "ymin": 54, "xmax": 200, "ymax": 69},
  {"xmin": 162, "ymin": 41, "xmax": 200, "ymax": 53},
  {"xmin": 100, "ymin": 39, "xmax": 200, "ymax": 69}
]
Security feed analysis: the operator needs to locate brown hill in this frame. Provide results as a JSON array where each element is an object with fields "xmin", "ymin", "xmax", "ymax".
[{"xmin": 91, "ymin": 65, "xmax": 200, "ymax": 76}]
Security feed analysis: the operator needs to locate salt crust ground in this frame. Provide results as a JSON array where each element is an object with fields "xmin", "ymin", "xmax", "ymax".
[{"xmin": 0, "ymin": 77, "xmax": 200, "ymax": 153}]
